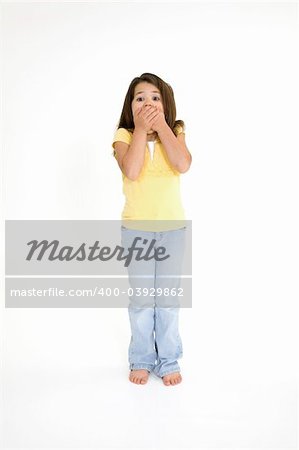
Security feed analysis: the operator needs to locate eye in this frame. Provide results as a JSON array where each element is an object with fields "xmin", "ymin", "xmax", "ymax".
[
  {"xmin": 136, "ymin": 97, "xmax": 143, "ymax": 102},
  {"xmin": 153, "ymin": 96, "xmax": 160, "ymax": 101}
]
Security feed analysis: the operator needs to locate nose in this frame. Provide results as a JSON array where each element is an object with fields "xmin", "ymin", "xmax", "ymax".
[{"xmin": 144, "ymin": 97, "xmax": 153, "ymax": 107}]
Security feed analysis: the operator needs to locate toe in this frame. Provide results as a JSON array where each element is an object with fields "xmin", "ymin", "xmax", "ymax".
[
  {"xmin": 129, "ymin": 370, "xmax": 149, "ymax": 385},
  {"xmin": 163, "ymin": 377, "xmax": 171, "ymax": 385},
  {"xmin": 162, "ymin": 372, "xmax": 182, "ymax": 386}
]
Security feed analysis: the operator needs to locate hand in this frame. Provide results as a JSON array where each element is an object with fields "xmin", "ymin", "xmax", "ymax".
[
  {"xmin": 133, "ymin": 105, "xmax": 160, "ymax": 133},
  {"xmin": 150, "ymin": 109, "xmax": 167, "ymax": 134}
]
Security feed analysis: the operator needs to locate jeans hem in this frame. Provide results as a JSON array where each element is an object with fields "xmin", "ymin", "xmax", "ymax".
[
  {"xmin": 130, "ymin": 364, "xmax": 154, "ymax": 372},
  {"xmin": 159, "ymin": 368, "xmax": 181, "ymax": 377}
]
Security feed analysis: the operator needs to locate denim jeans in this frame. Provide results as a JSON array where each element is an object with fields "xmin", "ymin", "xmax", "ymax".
[{"xmin": 121, "ymin": 225, "xmax": 186, "ymax": 378}]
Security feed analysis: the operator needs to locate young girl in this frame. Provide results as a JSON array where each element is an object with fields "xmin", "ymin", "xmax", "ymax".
[{"xmin": 112, "ymin": 73, "xmax": 191, "ymax": 386}]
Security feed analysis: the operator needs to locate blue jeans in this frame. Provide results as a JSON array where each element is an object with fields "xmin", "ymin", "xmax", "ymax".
[{"xmin": 121, "ymin": 225, "xmax": 186, "ymax": 377}]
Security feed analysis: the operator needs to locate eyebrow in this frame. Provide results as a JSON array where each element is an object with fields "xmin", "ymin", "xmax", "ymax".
[{"xmin": 135, "ymin": 90, "xmax": 160, "ymax": 96}]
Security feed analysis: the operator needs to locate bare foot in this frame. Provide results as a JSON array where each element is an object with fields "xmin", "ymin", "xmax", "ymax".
[
  {"xmin": 162, "ymin": 372, "xmax": 182, "ymax": 386},
  {"xmin": 129, "ymin": 369, "xmax": 150, "ymax": 385}
]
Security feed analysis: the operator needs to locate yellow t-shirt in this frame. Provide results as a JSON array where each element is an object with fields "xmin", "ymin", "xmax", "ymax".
[{"xmin": 112, "ymin": 125, "xmax": 187, "ymax": 231}]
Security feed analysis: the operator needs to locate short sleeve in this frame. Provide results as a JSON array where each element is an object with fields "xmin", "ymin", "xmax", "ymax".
[{"xmin": 112, "ymin": 128, "xmax": 132, "ymax": 158}]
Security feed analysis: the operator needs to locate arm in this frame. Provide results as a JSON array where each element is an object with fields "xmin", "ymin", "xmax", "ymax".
[
  {"xmin": 157, "ymin": 123, "xmax": 192, "ymax": 173},
  {"xmin": 114, "ymin": 106, "xmax": 160, "ymax": 181},
  {"xmin": 150, "ymin": 108, "xmax": 192, "ymax": 173},
  {"xmin": 114, "ymin": 128, "xmax": 147, "ymax": 181}
]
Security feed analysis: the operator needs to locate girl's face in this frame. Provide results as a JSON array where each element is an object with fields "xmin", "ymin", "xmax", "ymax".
[{"xmin": 131, "ymin": 82, "xmax": 164, "ymax": 132}]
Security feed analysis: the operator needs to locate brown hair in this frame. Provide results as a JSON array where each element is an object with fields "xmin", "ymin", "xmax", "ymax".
[{"xmin": 116, "ymin": 72, "xmax": 185, "ymax": 136}]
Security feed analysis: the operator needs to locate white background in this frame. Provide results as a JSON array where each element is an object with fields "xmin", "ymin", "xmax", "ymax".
[{"xmin": 1, "ymin": 1, "xmax": 298, "ymax": 449}]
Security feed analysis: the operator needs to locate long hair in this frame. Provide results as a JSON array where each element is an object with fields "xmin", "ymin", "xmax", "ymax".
[{"xmin": 116, "ymin": 73, "xmax": 185, "ymax": 136}]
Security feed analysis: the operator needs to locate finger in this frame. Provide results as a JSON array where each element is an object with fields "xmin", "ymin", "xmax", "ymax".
[
  {"xmin": 149, "ymin": 111, "xmax": 161, "ymax": 124},
  {"xmin": 148, "ymin": 109, "xmax": 160, "ymax": 119},
  {"xmin": 142, "ymin": 106, "xmax": 153, "ymax": 117},
  {"xmin": 144, "ymin": 107, "xmax": 158, "ymax": 119}
]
